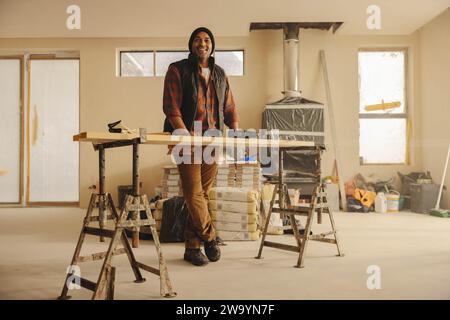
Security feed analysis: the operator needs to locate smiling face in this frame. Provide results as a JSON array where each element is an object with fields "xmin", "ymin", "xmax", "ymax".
[{"xmin": 191, "ymin": 31, "xmax": 212, "ymax": 62}]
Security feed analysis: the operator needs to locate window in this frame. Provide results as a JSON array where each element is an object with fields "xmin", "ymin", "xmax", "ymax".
[
  {"xmin": 214, "ymin": 51, "xmax": 244, "ymax": 76},
  {"xmin": 155, "ymin": 51, "xmax": 189, "ymax": 76},
  {"xmin": 120, "ymin": 51, "xmax": 153, "ymax": 77},
  {"xmin": 119, "ymin": 50, "xmax": 244, "ymax": 77},
  {"xmin": 358, "ymin": 49, "xmax": 407, "ymax": 164}
]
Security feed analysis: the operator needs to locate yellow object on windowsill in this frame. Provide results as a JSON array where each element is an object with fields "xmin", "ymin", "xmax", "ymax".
[{"xmin": 365, "ymin": 100, "xmax": 401, "ymax": 112}]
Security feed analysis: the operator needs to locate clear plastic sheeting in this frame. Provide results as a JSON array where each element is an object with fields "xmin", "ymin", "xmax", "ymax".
[
  {"xmin": 261, "ymin": 97, "xmax": 325, "ymax": 175},
  {"xmin": 263, "ymin": 149, "xmax": 320, "ymax": 185},
  {"xmin": 263, "ymin": 98, "xmax": 324, "ymax": 144}
]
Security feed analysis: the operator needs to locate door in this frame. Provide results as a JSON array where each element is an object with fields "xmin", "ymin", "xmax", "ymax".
[
  {"xmin": 0, "ymin": 57, "xmax": 23, "ymax": 203},
  {"xmin": 27, "ymin": 58, "xmax": 79, "ymax": 204}
]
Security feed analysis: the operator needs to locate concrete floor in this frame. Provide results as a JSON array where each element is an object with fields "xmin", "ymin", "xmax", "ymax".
[{"xmin": 0, "ymin": 207, "xmax": 449, "ymax": 300}]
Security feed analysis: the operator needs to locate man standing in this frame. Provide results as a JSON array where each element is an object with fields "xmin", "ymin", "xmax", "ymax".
[{"xmin": 162, "ymin": 27, "xmax": 239, "ymax": 266}]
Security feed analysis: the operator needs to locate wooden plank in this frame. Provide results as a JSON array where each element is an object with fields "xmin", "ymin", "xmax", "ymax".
[
  {"xmin": 320, "ymin": 50, "xmax": 347, "ymax": 211},
  {"xmin": 308, "ymin": 231, "xmax": 336, "ymax": 241},
  {"xmin": 272, "ymin": 208, "xmax": 309, "ymax": 215},
  {"xmin": 73, "ymin": 132, "xmax": 316, "ymax": 148},
  {"xmin": 117, "ymin": 219, "xmax": 155, "ymax": 228},
  {"xmin": 106, "ymin": 267, "xmax": 115, "ymax": 300},
  {"xmin": 89, "ymin": 215, "xmax": 114, "ymax": 222},
  {"xmin": 136, "ymin": 261, "xmax": 160, "ymax": 276},
  {"xmin": 71, "ymin": 276, "xmax": 96, "ymax": 292},
  {"xmin": 27, "ymin": 201, "xmax": 79, "ymax": 207},
  {"xmin": 263, "ymin": 241, "xmax": 300, "ymax": 253},
  {"xmin": 310, "ymin": 238, "xmax": 337, "ymax": 244},
  {"xmin": 126, "ymin": 204, "xmax": 150, "ymax": 212},
  {"xmin": 73, "ymin": 131, "xmax": 139, "ymax": 142},
  {"xmin": 58, "ymin": 194, "xmax": 97, "ymax": 299},
  {"xmin": 84, "ymin": 226, "xmax": 115, "ymax": 238},
  {"xmin": 92, "ymin": 229, "xmax": 123, "ymax": 299},
  {"xmin": 77, "ymin": 248, "xmax": 127, "ymax": 263}
]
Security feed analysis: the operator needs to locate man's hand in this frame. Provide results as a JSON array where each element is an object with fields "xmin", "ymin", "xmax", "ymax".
[
  {"xmin": 167, "ymin": 117, "xmax": 191, "ymax": 154},
  {"xmin": 172, "ymin": 128, "xmax": 191, "ymax": 136}
]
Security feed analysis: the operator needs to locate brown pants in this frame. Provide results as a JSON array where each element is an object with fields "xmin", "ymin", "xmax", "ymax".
[{"xmin": 177, "ymin": 161, "xmax": 218, "ymax": 249}]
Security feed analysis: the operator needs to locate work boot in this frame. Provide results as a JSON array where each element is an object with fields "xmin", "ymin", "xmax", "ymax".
[
  {"xmin": 183, "ymin": 248, "xmax": 209, "ymax": 266},
  {"xmin": 204, "ymin": 239, "xmax": 221, "ymax": 262}
]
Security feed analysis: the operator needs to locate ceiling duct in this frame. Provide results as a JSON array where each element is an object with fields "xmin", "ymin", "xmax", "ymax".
[
  {"xmin": 253, "ymin": 22, "xmax": 342, "ymax": 176},
  {"xmin": 250, "ymin": 22, "xmax": 342, "ymax": 102},
  {"xmin": 283, "ymin": 23, "xmax": 301, "ymax": 98}
]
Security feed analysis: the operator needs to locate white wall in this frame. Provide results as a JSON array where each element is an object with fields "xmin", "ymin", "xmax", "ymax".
[
  {"xmin": 0, "ymin": 25, "xmax": 429, "ymax": 207},
  {"xmin": 418, "ymin": 9, "xmax": 450, "ymax": 209}
]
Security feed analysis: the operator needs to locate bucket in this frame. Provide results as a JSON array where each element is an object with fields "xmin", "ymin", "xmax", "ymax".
[
  {"xmin": 387, "ymin": 191, "xmax": 400, "ymax": 213},
  {"xmin": 375, "ymin": 192, "xmax": 387, "ymax": 213}
]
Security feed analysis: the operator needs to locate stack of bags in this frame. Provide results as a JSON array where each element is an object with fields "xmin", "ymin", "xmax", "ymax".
[
  {"xmin": 160, "ymin": 165, "xmax": 183, "ymax": 199},
  {"xmin": 260, "ymin": 183, "xmax": 284, "ymax": 235},
  {"xmin": 208, "ymin": 187, "xmax": 261, "ymax": 241},
  {"xmin": 212, "ymin": 164, "xmax": 236, "ymax": 188},
  {"xmin": 140, "ymin": 199, "xmax": 165, "ymax": 237},
  {"xmin": 235, "ymin": 163, "xmax": 262, "ymax": 190}
]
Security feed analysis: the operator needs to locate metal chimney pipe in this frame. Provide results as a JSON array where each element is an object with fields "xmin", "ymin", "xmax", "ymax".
[{"xmin": 283, "ymin": 23, "xmax": 301, "ymax": 98}]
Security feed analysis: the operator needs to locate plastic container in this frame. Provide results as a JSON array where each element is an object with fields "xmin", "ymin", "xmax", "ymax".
[
  {"xmin": 375, "ymin": 192, "xmax": 387, "ymax": 213},
  {"xmin": 387, "ymin": 191, "xmax": 400, "ymax": 213},
  {"xmin": 410, "ymin": 183, "xmax": 440, "ymax": 214}
]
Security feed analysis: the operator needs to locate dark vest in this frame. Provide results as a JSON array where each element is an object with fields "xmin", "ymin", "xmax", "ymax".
[{"xmin": 163, "ymin": 54, "xmax": 227, "ymax": 133}]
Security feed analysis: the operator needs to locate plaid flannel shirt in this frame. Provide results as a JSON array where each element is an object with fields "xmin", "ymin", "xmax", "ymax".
[{"xmin": 163, "ymin": 64, "xmax": 238, "ymax": 134}]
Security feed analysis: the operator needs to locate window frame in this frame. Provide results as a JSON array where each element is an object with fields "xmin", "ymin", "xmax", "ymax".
[
  {"xmin": 118, "ymin": 49, "xmax": 245, "ymax": 77},
  {"xmin": 358, "ymin": 47, "xmax": 409, "ymax": 165}
]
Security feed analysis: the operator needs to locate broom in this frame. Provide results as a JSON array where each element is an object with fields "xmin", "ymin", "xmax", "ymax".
[{"xmin": 429, "ymin": 144, "xmax": 450, "ymax": 218}]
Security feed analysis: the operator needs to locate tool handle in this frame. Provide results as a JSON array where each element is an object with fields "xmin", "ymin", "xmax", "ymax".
[{"xmin": 435, "ymin": 145, "xmax": 450, "ymax": 210}]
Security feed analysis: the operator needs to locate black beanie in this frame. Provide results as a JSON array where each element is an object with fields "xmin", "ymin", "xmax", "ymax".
[{"xmin": 188, "ymin": 27, "xmax": 215, "ymax": 55}]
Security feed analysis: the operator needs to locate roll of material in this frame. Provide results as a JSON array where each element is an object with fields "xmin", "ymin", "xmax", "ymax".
[
  {"xmin": 163, "ymin": 165, "xmax": 178, "ymax": 172},
  {"xmin": 209, "ymin": 187, "xmax": 259, "ymax": 203},
  {"xmin": 216, "ymin": 230, "xmax": 260, "ymax": 241},
  {"xmin": 213, "ymin": 181, "xmax": 236, "ymax": 188},
  {"xmin": 217, "ymin": 168, "xmax": 236, "ymax": 175},
  {"xmin": 208, "ymin": 199, "xmax": 259, "ymax": 214},
  {"xmin": 215, "ymin": 175, "xmax": 236, "ymax": 181},
  {"xmin": 163, "ymin": 174, "xmax": 180, "ymax": 181},
  {"xmin": 162, "ymin": 180, "xmax": 180, "ymax": 187},
  {"xmin": 162, "ymin": 186, "xmax": 182, "ymax": 193},
  {"xmin": 235, "ymin": 181, "xmax": 261, "ymax": 188},
  {"xmin": 213, "ymin": 221, "xmax": 258, "ymax": 232},
  {"xmin": 236, "ymin": 167, "xmax": 261, "ymax": 174},
  {"xmin": 210, "ymin": 210, "xmax": 259, "ymax": 224}
]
